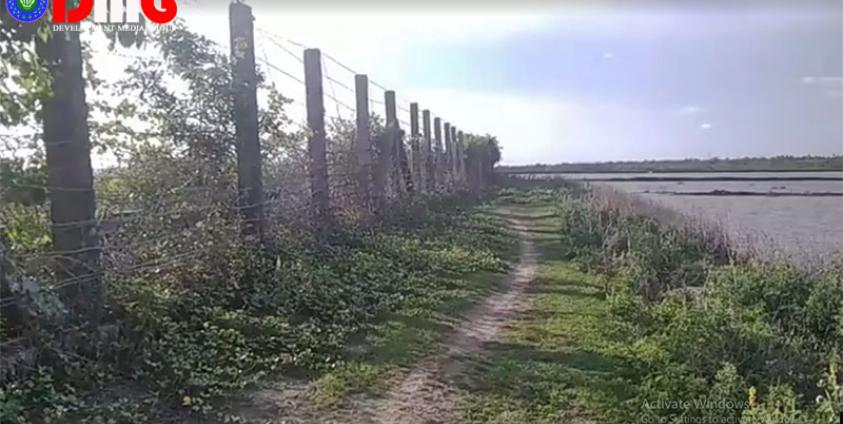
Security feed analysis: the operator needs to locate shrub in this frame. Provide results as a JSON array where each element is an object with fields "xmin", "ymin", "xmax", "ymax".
[
  {"xmin": 554, "ymin": 184, "xmax": 843, "ymax": 421},
  {"xmin": 0, "ymin": 195, "xmax": 514, "ymax": 421}
]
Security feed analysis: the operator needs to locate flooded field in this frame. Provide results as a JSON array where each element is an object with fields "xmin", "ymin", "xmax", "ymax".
[{"xmin": 562, "ymin": 172, "xmax": 843, "ymax": 262}]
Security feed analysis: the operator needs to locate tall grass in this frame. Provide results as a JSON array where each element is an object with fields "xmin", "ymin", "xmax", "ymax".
[
  {"xmin": 545, "ymin": 183, "xmax": 843, "ymax": 423},
  {"xmin": 557, "ymin": 185, "xmax": 737, "ymax": 301}
]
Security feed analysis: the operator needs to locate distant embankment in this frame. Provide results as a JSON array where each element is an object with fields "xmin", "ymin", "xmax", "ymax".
[
  {"xmin": 498, "ymin": 155, "xmax": 843, "ymax": 175},
  {"xmin": 558, "ymin": 176, "xmax": 843, "ymax": 182},
  {"xmin": 647, "ymin": 190, "xmax": 843, "ymax": 197}
]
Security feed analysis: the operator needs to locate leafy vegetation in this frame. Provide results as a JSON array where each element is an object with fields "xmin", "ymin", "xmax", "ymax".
[
  {"xmin": 458, "ymin": 258, "xmax": 632, "ymax": 424},
  {"xmin": 0, "ymin": 19, "xmax": 506, "ymax": 424},
  {"xmin": 309, "ymin": 267, "xmax": 513, "ymax": 409},
  {"xmin": 457, "ymin": 195, "xmax": 633, "ymax": 423},
  {"xmin": 4, "ymin": 9, "xmax": 838, "ymax": 424},
  {"xmin": 0, "ymin": 197, "xmax": 514, "ymax": 422},
  {"xmin": 470, "ymin": 186, "xmax": 842, "ymax": 423}
]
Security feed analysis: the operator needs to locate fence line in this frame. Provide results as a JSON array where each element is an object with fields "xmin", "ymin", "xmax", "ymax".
[{"xmin": 0, "ymin": 1, "xmax": 500, "ymax": 355}]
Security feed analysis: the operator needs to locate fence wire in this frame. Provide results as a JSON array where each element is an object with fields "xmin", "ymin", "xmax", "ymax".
[{"xmin": 0, "ymin": 3, "xmax": 493, "ymax": 366}]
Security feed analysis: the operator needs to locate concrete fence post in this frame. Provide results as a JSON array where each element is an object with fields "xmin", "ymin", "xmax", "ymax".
[
  {"xmin": 422, "ymin": 110, "xmax": 433, "ymax": 193},
  {"xmin": 443, "ymin": 122, "xmax": 452, "ymax": 190},
  {"xmin": 409, "ymin": 102, "xmax": 422, "ymax": 193},
  {"xmin": 457, "ymin": 130, "xmax": 466, "ymax": 187},
  {"xmin": 229, "ymin": 2, "xmax": 264, "ymax": 244},
  {"xmin": 354, "ymin": 74, "xmax": 372, "ymax": 212},
  {"xmin": 433, "ymin": 117, "xmax": 443, "ymax": 192},
  {"xmin": 36, "ymin": 26, "xmax": 101, "ymax": 327},
  {"xmin": 304, "ymin": 48, "xmax": 332, "ymax": 233},
  {"xmin": 384, "ymin": 90, "xmax": 401, "ymax": 196}
]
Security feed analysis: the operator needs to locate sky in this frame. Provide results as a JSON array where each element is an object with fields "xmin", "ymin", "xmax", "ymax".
[{"xmin": 171, "ymin": 0, "xmax": 843, "ymax": 165}]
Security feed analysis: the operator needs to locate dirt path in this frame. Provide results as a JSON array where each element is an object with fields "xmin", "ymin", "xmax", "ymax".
[
  {"xmin": 227, "ymin": 216, "xmax": 539, "ymax": 424},
  {"xmin": 360, "ymin": 217, "xmax": 539, "ymax": 423}
]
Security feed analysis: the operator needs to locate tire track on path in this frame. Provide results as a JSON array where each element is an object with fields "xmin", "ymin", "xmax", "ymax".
[{"xmin": 364, "ymin": 216, "xmax": 539, "ymax": 424}]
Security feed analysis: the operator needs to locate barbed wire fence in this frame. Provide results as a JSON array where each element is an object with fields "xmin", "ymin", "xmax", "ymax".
[{"xmin": 0, "ymin": 1, "xmax": 498, "ymax": 366}]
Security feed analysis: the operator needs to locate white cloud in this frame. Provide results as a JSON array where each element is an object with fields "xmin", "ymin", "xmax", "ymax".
[
  {"xmin": 675, "ymin": 105, "xmax": 703, "ymax": 116},
  {"xmin": 398, "ymin": 89, "xmax": 574, "ymax": 165},
  {"xmin": 181, "ymin": 9, "xmax": 550, "ymax": 66},
  {"xmin": 159, "ymin": 5, "xmax": 840, "ymax": 164},
  {"xmin": 403, "ymin": 89, "xmax": 696, "ymax": 164},
  {"xmin": 801, "ymin": 76, "xmax": 843, "ymax": 85},
  {"xmin": 178, "ymin": 8, "xmax": 554, "ymax": 93},
  {"xmin": 800, "ymin": 76, "xmax": 843, "ymax": 100}
]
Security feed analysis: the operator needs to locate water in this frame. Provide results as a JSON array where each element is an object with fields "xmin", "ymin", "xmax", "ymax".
[
  {"xmin": 547, "ymin": 171, "xmax": 843, "ymax": 181},
  {"xmin": 565, "ymin": 172, "xmax": 843, "ymax": 263}
]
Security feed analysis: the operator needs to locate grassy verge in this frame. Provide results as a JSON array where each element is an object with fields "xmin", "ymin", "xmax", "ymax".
[
  {"xmin": 309, "ymin": 270, "xmax": 511, "ymax": 408},
  {"xmin": 458, "ymin": 197, "xmax": 635, "ymax": 424},
  {"xmin": 459, "ymin": 187, "xmax": 843, "ymax": 424},
  {"xmin": 308, "ymin": 204, "xmax": 519, "ymax": 409},
  {"xmin": 0, "ymin": 197, "xmax": 517, "ymax": 423}
]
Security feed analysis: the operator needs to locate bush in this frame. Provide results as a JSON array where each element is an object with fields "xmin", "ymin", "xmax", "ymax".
[
  {"xmin": 0, "ymin": 197, "xmax": 514, "ymax": 421},
  {"xmin": 554, "ymin": 185, "xmax": 843, "ymax": 422}
]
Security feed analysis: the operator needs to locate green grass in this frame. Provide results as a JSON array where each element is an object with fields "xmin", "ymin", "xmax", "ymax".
[
  {"xmin": 306, "ymin": 204, "xmax": 521, "ymax": 408},
  {"xmin": 457, "ymin": 206, "xmax": 635, "ymax": 424},
  {"xmin": 308, "ymin": 254, "xmax": 513, "ymax": 408},
  {"xmin": 468, "ymin": 188, "xmax": 843, "ymax": 423},
  {"xmin": 309, "ymin": 194, "xmax": 639, "ymax": 417}
]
